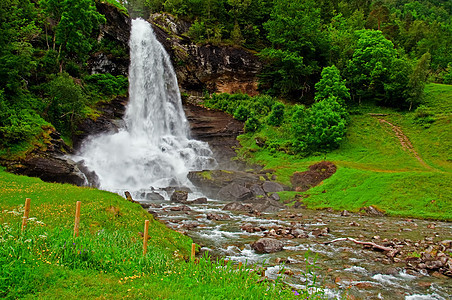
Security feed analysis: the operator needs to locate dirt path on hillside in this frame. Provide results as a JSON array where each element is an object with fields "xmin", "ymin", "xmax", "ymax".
[{"xmin": 377, "ymin": 118, "xmax": 433, "ymax": 170}]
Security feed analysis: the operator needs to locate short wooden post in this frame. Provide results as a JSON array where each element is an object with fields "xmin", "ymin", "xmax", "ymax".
[
  {"xmin": 21, "ymin": 198, "xmax": 31, "ymax": 232},
  {"xmin": 191, "ymin": 243, "xmax": 196, "ymax": 260},
  {"xmin": 238, "ymin": 262, "xmax": 243, "ymax": 269},
  {"xmin": 73, "ymin": 201, "xmax": 81, "ymax": 237},
  {"xmin": 143, "ymin": 220, "xmax": 149, "ymax": 255}
]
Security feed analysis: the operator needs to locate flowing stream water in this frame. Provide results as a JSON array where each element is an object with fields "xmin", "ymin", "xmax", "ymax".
[{"xmin": 75, "ymin": 18, "xmax": 451, "ymax": 299}]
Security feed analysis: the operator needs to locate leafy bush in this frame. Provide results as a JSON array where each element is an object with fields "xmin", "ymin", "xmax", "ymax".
[
  {"xmin": 0, "ymin": 91, "xmax": 47, "ymax": 146},
  {"xmin": 294, "ymin": 97, "xmax": 348, "ymax": 152},
  {"xmin": 83, "ymin": 73, "xmax": 128, "ymax": 97},
  {"xmin": 233, "ymin": 104, "xmax": 251, "ymax": 121},
  {"xmin": 44, "ymin": 73, "xmax": 87, "ymax": 136},
  {"xmin": 244, "ymin": 116, "xmax": 260, "ymax": 133},
  {"xmin": 267, "ymin": 102, "xmax": 285, "ymax": 126}
]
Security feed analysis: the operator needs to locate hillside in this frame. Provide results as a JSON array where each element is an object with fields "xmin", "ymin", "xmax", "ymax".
[{"xmin": 236, "ymin": 83, "xmax": 452, "ymax": 221}]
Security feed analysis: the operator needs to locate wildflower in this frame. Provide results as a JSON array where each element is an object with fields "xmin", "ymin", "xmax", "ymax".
[{"xmin": 293, "ymin": 290, "xmax": 300, "ymax": 296}]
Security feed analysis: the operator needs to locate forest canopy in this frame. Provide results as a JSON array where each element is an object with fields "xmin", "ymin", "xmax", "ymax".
[{"xmin": 0, "ymin": 0, "xmax": 451, "ymax": 153}]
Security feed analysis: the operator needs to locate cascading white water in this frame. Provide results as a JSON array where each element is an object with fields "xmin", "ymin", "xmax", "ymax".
[{"xmin": 76, "ymin": 18, "xmax": 216, "ymax": 192}]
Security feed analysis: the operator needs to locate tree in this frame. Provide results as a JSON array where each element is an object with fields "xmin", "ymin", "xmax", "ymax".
[
  {"xmin": 45, "ymin": 73, "xmax": 86, "ymax": 135},
  {"xmin": 407, "ymin": 52, "xmax": 431, "ymax": 110},
  {"xmin": 302, "ymin": 97, "xmax": 348, "ymax": 151},
  {"xmin": 40, "ymin": 0, "xmax": 105, "ymax": 71},
  {"xmin": 314, "ymin": 65, "xmax": 350, "ymax": 104},
  {"xmin": 259, "ymin": 0, "xmax": 330, "ymax": 101},
  {"xmin": 345, "ymin": 29, "xmax": 398, "ymax": 104}
]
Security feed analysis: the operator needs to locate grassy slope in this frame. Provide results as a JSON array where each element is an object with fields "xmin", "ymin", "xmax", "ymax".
[
  {"xmin": 0, "ymin": 171, "xmax": 299, "ymax": 299},
  {"xmin": 238, "ymin": 83, "xmax": 452, "ymax": 221}
]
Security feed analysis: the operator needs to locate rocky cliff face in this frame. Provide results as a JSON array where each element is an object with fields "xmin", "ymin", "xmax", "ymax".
[
  {"xmin": 149, "ymin": 13, "xmax": 262, "ymax": 95},
  {"xmin": 88, "ymin": 2, "xmax": 131, "ymax": 76}
]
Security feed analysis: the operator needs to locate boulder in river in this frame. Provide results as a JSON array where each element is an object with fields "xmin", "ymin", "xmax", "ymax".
[
  {"xmin": 170, "ymin": 191, "xmax": 188, "ymax": 203},
  {"xmin": 217, "ymin": 182, "xmax": 253, "ymax": 201},
  {"xmin": 251, "ymin": 238, "xmax": 284, "ymax": 253},
  {"xmin": 223, "ymin": 202, "xmax": 253, "ymax": 213}
]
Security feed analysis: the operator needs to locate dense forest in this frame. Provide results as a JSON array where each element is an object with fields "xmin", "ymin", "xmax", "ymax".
[{"xmin": 0, "ymin": 0, "xmax": 451, "ymax": 156}]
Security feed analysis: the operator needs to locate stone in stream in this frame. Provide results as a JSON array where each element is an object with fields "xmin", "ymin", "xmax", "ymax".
[
  {"xmin": 249, "ymin": 184, "xmax": 266, "ymax": 197},
  {"xmin": 262, "ymin": 181, "xmax": 284, "ymax": 193},
  {"xmin": 170, "ymin": 190, "xmax": 188, "ymax": 203},
  {"xmin": 206, "ymin": 213, "xmax": 231, "ymax": 221},
  {"xmin": 222, "ymin": 202, "xmax": 253, "ymax": 213},
  {"xmin": 191, "ymin": 197, "xmax": 208, "ymax": 204},
  {"xmin": 251, "ymin": 238, "xmax": 284, "ymax": 254},
  {"xmin": 217, "ymin": 182, "xmax": 253, "ymax": 201}
]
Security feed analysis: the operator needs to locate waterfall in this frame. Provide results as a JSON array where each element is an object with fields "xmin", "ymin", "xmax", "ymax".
[{"xmin": 76, "ymin": 18, "xmax": 216, "ymax": 193}]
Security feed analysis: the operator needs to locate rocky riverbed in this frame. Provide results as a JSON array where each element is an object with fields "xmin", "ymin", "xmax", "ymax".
[{"xmin": 129, "ymin": 190, "xmax": 451, "ymax": 300}]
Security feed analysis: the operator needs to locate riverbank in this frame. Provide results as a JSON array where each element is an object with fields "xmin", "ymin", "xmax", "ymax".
[{"xmin": 0, "ymin": 169, "xmax": 302, "ymax": 299}]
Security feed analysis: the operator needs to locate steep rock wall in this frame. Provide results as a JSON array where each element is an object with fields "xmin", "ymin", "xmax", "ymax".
[{"xmin": 149, "ymin": 13, "xmax": 262, "ymax": 95}]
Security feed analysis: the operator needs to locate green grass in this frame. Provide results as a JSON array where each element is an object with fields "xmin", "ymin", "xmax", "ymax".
[
  {"xmin": 238, "ymin": 83, "xmax": 452, "ymax": 221},
  {"xmin": 0, "ymin": 170, "xmax": 311, "ymax": 299}
]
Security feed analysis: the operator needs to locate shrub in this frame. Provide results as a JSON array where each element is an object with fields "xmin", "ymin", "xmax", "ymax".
[
  {"xmin": 267, "ymin": 102, "xmax": 285, "ymax": 126},
  {"xmin": 245, "ymin": 116, "xmax": 260, "ymax": 133}
]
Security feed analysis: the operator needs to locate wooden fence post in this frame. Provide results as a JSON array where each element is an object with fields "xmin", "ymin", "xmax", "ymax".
[
  {"xmin": 21, "ymin": 198, "xmax": 31, "ymax": 232},
  {"xmin": 191, "ymin": 243, "xmax": 196, "ymax": 261},
  {"xmin": 74, "ymin": 201, "xmax": 81, "ymax": 237},
  {"xmin": 143, "ymin": 220, "xmax": 149, "ymax": 255}
]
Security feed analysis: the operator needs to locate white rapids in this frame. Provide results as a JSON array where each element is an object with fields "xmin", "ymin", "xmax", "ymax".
[{"xmin": 76, "ymin": 18, "xmax": 216, "ymax": 192}]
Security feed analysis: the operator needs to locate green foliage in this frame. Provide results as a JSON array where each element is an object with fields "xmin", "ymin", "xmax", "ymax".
[
  {"xmin": 298, "ymin": 97, "xmax": 348, "ymax": 152},
  {"xmin": 314, "ymin": 65, "xmax": 350, "ymax": 104},
  {"xmin": 259, "ymin": 0, "xmax": 329, "ymax": 100},
  {"xmin": 43, "ymin": 73, "xmax": 87, "ymax": 136},
  {"xmin": 244, "ymin": 115, "xmax": 260, "ymax": 132},
  {"xmin": 40, "ymin": 0, "xmax": 106, "ymax": 66},
  {"xmin": 84, "ymin": 73, "xmax": 128, "ymax": 98},
  {"xmin": 267, "ymin": 102, "xmax": 285, "ymax": 126}
]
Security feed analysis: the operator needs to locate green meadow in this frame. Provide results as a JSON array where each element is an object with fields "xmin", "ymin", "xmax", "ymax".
[{"xmin": 237, "ymin": 84, "xmax": 452, "ymax": 221}]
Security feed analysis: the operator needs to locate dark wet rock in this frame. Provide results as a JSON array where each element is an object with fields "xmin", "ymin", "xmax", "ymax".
[
  {"xmin": 262, "ymin": 181, "xmax": 284, "ymax": 193},
  {"xmin": 141, "ymin": 203, "xmax": 162, "ymax": 209},
  {"xmin": 341, "ymin": 210, "xmax": 350, "ymax": 217},
  {"xmin": 217, "ymin": 182, "xmax": 253, "ymax": 201},
  {"xmin": 291, "ymin": 161, "xmax": 337, "ymax": 192},
  {"xmin": 170, "ymin": 191, "xmax": 189, "ymax": 203},
  {"xmin": 181, "ymin": 221, "xmax": 200, "ymax": 230},
  {"xmin": 223, "ymin": 202, "xmax": 253, "ymax": 213},
  {"xmin": 188, "ymin": 170, "xmax": 261, "ymax": 199},
  {"xmin": 140, "ymin": 191, "xmax": 165, "ymax": 201},
  {"xmin": 251, "ymin": 238, "xmax": 284, "ymax": 254},
  {"xmin": 312, "ymin": 227, "xmax": 330, "ymax": 237},
  {"xmin": 73, "ymin": 96, "xmax": 128, "ymax": 149},
  {"xmin": 240, "ymin": 223, "xmax": 264, "ymax": 233},
  {"xmin": 124, "ymin": 191, "xmax": 135, "ymax": 202},
  {"xmin": 184, "ymin": 104, "xmax": 244, "ymax": 169},
  {"xmin": 360, "ymin": 205, "xmax": 385, "ymax": 216},
  {"xmin": 206, "ymin": 213, "xmax": 231, "ymax": 221},
  {"xmin": 191, "ymin": 197, "xmax": 208, "ymax": 204},
  {"xmin": 170, "ymin": 205, "xmax": 191, "ymax": 212},
  {"xmin": 270, "ymin": 193, "xmax": 280, "ymax": 201},
  {"xmin": 6, "ymin": 154, "xmax": 86, "ymax": 186},
  {"xmin": 244, "ymin": 198, "xmax": 283, "ymax": 213},
  {"xmin": 250, "ymin": 184, "xmax": 266, "ymax": 197}
]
